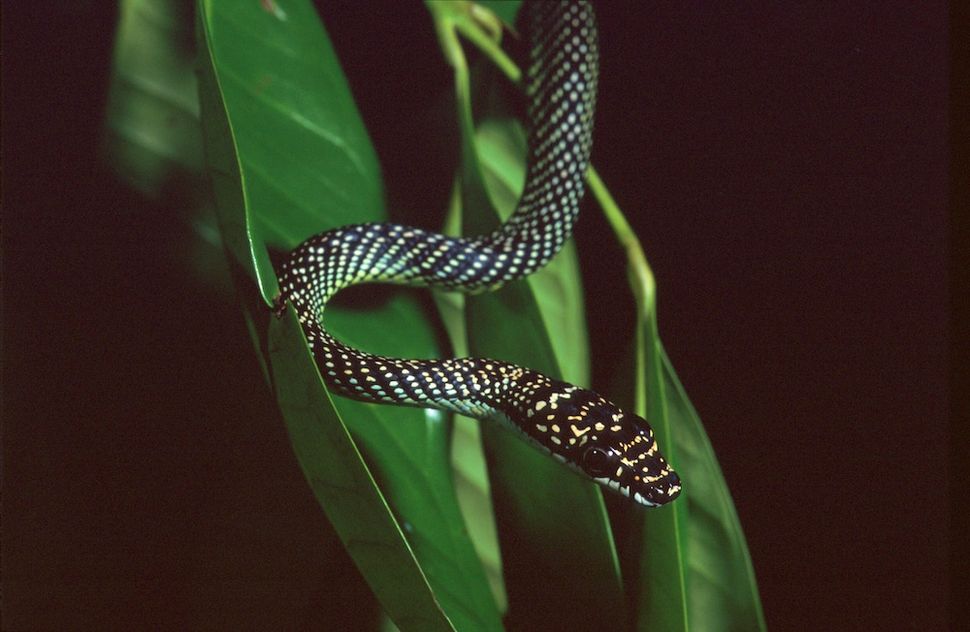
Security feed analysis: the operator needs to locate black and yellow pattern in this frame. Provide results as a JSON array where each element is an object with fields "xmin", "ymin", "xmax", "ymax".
[{"xmin": 277, "ymin": 1, "xmax": 681, "ymax": 507}]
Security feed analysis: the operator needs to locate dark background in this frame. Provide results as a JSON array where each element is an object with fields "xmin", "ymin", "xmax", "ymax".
[{"xmin": 3, "ymin": 1, "xmax": 952, "ymax": 630}]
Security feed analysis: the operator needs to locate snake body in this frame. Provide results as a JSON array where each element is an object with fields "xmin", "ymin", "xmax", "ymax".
[{"xmin": 277, "ymin": 1, "xmax": 681, "ymax": 507}]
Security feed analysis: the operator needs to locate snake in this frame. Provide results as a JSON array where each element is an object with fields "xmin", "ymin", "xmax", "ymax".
[{"xmin": 275, "ymin": 0, "xmax": 681, "ymax": 507}]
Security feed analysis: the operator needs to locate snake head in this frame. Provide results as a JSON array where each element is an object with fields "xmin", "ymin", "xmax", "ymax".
[
  {"xmin": 520, "ymin": 383, "xmax": 682, "ymax": 507},
  {"xmin": 577, "ymin": 408, "xmax": 682, "ymax": 508}
]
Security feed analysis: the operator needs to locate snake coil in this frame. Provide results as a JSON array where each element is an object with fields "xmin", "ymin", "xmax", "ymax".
[{"xmin": 277, "ymin": 0, "xmax": 681, "ymax": 507}]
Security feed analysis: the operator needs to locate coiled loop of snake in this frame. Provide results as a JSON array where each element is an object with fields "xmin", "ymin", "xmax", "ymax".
[{"xmin": 277, "ymin": 1, "xmax": 681, "ymax": 507}]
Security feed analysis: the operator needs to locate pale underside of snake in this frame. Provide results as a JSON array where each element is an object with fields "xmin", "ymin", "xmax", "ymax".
[{"xmin": 276, "ymin": 0, "xmax": 681, "ymax": 507}]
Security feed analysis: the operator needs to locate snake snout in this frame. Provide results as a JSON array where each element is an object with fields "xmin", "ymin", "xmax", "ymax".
[{"xmin": 634, "ymin": 469, "xmax": 682, "ymax": 507}]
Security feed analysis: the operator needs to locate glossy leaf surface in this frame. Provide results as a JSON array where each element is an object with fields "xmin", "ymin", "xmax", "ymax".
[
  {"xmin": 662, "ymin": 345, "xmax": 767, "ymax": 631},
  {"xmin": 197, "ymin": 1, "xmax": 500, "ymax": 629},
  {"xmin": 441, "ymin": 11, "xmax": 626, "ymax": 621},
  {"xmin": 634, "ymin": 309, "xmax": 690, "ymax": 632},
  {"xmin": 104, "ymin": 0, "xmax": 201, "ymax": 195}
]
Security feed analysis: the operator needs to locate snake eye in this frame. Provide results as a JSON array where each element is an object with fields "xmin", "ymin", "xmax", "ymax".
[{"xmin": 582, "ymin": 446, "xmax": 612, "ymax": 476}]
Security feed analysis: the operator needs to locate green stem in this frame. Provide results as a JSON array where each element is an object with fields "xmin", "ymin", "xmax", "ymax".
[
  {"xmin": 426, "ymin": 3, "xmax": 657, "ymax": 322},
  {"xmin": 585, "ymin": 168, "xmax": 657, "ymax": 318},
  {"xmin": 453, "ymin": 19, "xmax": 522, "ymax": 84}
]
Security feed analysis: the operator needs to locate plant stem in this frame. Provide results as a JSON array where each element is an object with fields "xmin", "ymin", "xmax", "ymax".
[
  {"xmin": 586, "ymin": 167, "xmax": 657, "ymax": 318},
  {"xmin": 426, "ymin": 3, "xmax": 657, "ymax": 321},
  {"xmin": 453, "ymin": 19, "xmax": 522, "ymax": 84}
]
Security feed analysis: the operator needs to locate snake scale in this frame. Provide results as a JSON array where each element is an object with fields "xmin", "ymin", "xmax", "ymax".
[{"xmin": 276, "ymin": 0, "xmax": 681, "ymax": 507}]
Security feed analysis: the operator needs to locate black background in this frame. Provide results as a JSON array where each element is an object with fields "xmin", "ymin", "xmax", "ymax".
[{"xmin": 3, "ymin": 1, "xmax": 952, "ymax": 630}]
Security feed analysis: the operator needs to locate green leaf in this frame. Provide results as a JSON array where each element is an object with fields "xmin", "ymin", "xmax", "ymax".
[
  {"xmin": 476, "ymin": 0, "xmax": 521, "ymax": 26},
  {"xmin": 583, "ymin": 169, "xmax": 691, "ymax": 631},
  {"xmin": 198, "ymin": 0, "xmax": 385, "ymax": 303},
  {"xmin": 102, "ymin": 0, "xmax": 234, "ymax": 296},
  {"xmin": 443, "ymin": 22, "xmax": 625, "ymax": 625},
  {"xmin": 593, "ymin": 157, "xmax": 764, "ymax": 632},
  {"xmin": 197, "ymin": 1, "xmax": 501, "ymax": 629},
  {"xmin": 103, "ymin": 0, "xmax": 202, "ymax": 195},
  {"xmin": 634, "ymin": 310, "xmax": 690, "ymax": 632},
  {"xmin": 587, "ymin": 174, "xmax": 765, "ymax": 632},
  {"xmin": 465, "ymin": 140, "xmax": 624, "ymax": 629},
  {"xmin": 269, "ymin": 309, "xmax": 452, "ymax": 632},
  {"xmin": 475, "ymin": 119, "xmax": 590, "ymax": 384},
  {"xmin": 661, "ymin": 345, "xmax": 767, "ymax": 631},
  {"xmin": 433, "ymin": 184, "xmax": 508, "ymax": 612}
]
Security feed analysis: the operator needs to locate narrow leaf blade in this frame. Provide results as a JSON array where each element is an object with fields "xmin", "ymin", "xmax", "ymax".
[
  {"xmin": 662, "ymin": 345, "xmax": 767, "ymax": 631},
  {"xmin": 269, "ymin": 308, "xmax": 454, "ymax": 632},
  {"xmin": 197, "ymin": 1, "xmax": 502, "ymax": 628},
  {"xmin": 635, "ymin": 313, "xmax": 690, "ymax": 632},
  {"xmin": 453, "ymin": 54, "xmax": 625, "ymax": 629},
  {"xmin": 104, "ymin": 0, "xmax": 202, "ymax": 195}
]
